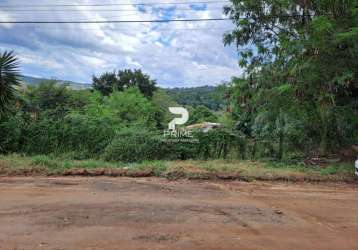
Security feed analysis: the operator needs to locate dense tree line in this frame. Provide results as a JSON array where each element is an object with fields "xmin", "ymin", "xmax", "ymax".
[
  {"xmin": 92, "ymin": 69, "xmax": 157, "ymax": 98},
  {"xmin": 223, "ymin": 0, "xmax": 358, "ymax": 160}
]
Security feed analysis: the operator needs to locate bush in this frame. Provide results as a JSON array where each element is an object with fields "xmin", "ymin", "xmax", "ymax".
[
  {"xmin": 103, "ymin": 128, "xmax": 165, "ymax": 162},
  {"xmin": 103, "ymin": 128, "xmax": 245, "ymax": 162},
  {"xmin": 62, "ymin": 113, "xmax": 115, "ymax": 157},
  {"xmin": 22, "ymin": 113, "xmax": 65, "ymax": 154},
  {"xmin": 194, "ymin": 129, "xmax": 246, "ymax": 159},
  {"xmin": 0, "ymin": 111, "xmax": 26, "ymax": 153}
]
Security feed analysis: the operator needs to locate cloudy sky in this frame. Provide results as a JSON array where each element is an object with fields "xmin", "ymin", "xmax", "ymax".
[{"xmin": 0, "ymin": 0, "xmax": 242, "ymax": 87}]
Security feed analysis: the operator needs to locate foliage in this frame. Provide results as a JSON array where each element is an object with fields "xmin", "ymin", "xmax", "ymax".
[
  {"xmin": 102, "ymin": 127, "xmax": 245, "ymax": 162},
  {"xmin": 1, "ymin": 154, "xmax": 354, "ymax": 181},
  {"xmin": 224, "ymin": 0, "xmax": 358, "ymax": 157},
  {"xmin": 1, "ymin": 2, "xmax": 357, "ymax": 165},
  {"xmin": 151, "ymin": 89, "xmax": 179, "ymax": 129},
  {"xmin": 0, "ymin": 83, "xmax": 161, "ymax": 158},
  {"xmin": 22, "ymin": 112, "xmax": 64, "ymax": 154},
  {"xmin": 24, "ymin": 80, "xmax": 73, "ymax": 117},
  {"xmin": 0, "ymin": 109, "xmax": 25, "ymax": 153},
  {"xmin": 188, "ymin": 105, "xmax": 218, "ymax": 124},
  {"xmin": 165, "ymin": 85, "xmax": 226, "ymax": 110},
  {"xmin": 103, "ymin": 128, "xmax": 164, "ymax": 162},
  {"xmin": 62, "ymin": 87, "xmax": 158, "ymax": 157},
  {"xmin": 104, "ymin": 87, "xmax": 157, "ymax": 127},
  {"xmin": 92, "ymin": 69, "xmax": 157, "ymax": 98},
  {"xmin": 0, "ymin": 51, "xmax": 21, "ymax": 116}
]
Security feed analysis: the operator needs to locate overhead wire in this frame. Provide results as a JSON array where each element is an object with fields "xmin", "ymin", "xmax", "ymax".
[
  {"xmin": 0, "ymin": 7, "xmax": 225, "ymax": 13},
  {"xmin": 0, "ymin": 0, "xmax": 230, "ymax": 8},
  {"xmin": 0, "ymin": 8, "xmax": 225, "ymax": 17},
  {"xmin": 0, "ymin": 0, "xmax": 229, "ymax": 25},
  {"xmin": 29, "ymin": 25, "xmax": 231, "ymax": 31},
  {"xmin": 0, "ymin": 17, "xmax": 231, "ymax": 24},
  {"xmin": 0, "ymin": 14, "xmax": 324, "ymax": 25}
]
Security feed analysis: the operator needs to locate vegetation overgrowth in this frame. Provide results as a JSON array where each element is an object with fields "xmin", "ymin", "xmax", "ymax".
[
  {"xmin": 0, "ymin": 0, "xmax": 357, "ymax": 173},
  {"xmin": 0, "ymin": 154, "xmax": 355, "ymax": 182}
]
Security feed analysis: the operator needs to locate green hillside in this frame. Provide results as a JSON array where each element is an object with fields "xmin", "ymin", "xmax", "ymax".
[{"xmin": 21, "ymin": 75, "xmax": 91, "ymax": 90}]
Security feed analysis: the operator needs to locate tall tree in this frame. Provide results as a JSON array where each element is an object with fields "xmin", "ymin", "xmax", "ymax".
[
  {"xmin": 92, "ymin": 72, "xmax": 118, "ymax": 96},
  {"xmin": 224, "ymin": 0, "xmax": 358, "ymax": 155},
  {"xmin": 0, "ymin": 51, "xmax": 21, "ymax": 116},
  {"xmin": 92, "ymin": 69, "xmax": 157, "ymax": 98}
]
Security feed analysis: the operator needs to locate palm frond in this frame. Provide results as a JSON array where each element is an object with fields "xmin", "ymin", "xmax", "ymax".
[{"xmin": 0, "ymin": 51, "xmax": 21, "ymax": 115}]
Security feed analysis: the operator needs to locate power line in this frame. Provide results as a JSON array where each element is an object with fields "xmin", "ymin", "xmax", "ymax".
[
  {"xmin": 0, "ymin": 14, "xmax": 324, "ymax": 25},
  {"xmin": 33, "ymin": 13, "xmax": 152, "ymax": 22},
  {"xmin": 0, "ymin": 7, "xmax": 224, "ymax": 13},
  {"xmin": 0, "ymin": 0, "xmax": 230, "ymax": 8},
  {"xmin": 1, "ymin": 7, "xmax": 224, "ymax": 13},
  {"xmin": 0, "ymin": 17, "xmax": 231, "ymax": 24},
  {"xmin": 3, "ymin": 9, "xmax": 224, "ymax": 20},
  {"xmin": 29, "ymin": 26, "xmax": 230, "ymax": 31}
]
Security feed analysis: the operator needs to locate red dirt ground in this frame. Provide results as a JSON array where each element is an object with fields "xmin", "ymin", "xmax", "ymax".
[{"xmin": 0, "ymin": 177, "xmax": 357, "ymax": 249}]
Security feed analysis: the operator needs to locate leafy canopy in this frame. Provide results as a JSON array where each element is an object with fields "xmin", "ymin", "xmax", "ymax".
[
  {"xmin": 224, "ymin": 0, "xmax": 358, "ymax": 156},
  {"xmin": 92, "ymin": 69, "xmax": 157, "ymax": 98}
]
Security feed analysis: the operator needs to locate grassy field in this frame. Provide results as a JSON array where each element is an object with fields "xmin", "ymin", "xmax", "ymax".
[{"xmin": 0, "ymin": 154, "xmax": 356, "ymax": 182}]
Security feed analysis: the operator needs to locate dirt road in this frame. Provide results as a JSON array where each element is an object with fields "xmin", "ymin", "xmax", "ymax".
[{"xmin": 0, "ymin": 177, "xmax": 357, "ymax": 250}]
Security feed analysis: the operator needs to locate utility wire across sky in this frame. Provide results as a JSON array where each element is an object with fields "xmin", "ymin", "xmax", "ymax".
[
  {"xmin": 28, "ymin": 25, "xmax": 231, "ymax": 30},
  {"xmin": 0, "ymin": 7, "xmax": 225, "ymax": 13},
  {"xmin": 0, "ymin": 17, "xmax": 231, "ymax": 24},
  {"xmin": 0, "ymin": 14, "xmax": 321, "ymax": 25},
  {"xmin": 0, "ymin": 0, "xmax": 230, "ymax": 8}
]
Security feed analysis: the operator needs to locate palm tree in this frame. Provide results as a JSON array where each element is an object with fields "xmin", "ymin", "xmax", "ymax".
[{"xmin": 0, "ymin": 51, "xmax": 21, "ymax": 115}]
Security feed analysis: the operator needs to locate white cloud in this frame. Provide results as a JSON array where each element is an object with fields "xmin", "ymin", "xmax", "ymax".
[
  {"xmin": 0, "ymin": 11, "xmax": 14, "ymax": 29},
  {"xmin": 19, "ymin": 53, "xmax": 64, "ymax": 71},
  {"xmin": 0, "ymin": 0, "xmax": 241, "ymax": 87}
]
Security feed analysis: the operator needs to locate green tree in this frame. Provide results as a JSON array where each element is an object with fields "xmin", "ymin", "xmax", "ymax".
[
  {"xmin": 92, "ymin": 69, "xmax": 157, "ymax": 98},
  {"xmin": 92, "ymin": 72, "xmax": 118, "ymax": 96},
  {"xmin": 151, "ymin": 89, "xmax": 179, "ymax": 129},
  {"xmin": 62, "ymin": 88, "xmax": 157, "ymax": 156},
  {"xmin": 188, "ymin": 105, "xmax": 218, "ymax": 124},
  {"xmin": 105, "ymin": 87, "xmax": 157, "ymax": 127},
  {"xmin": 224, "ymin": 0, "xmax": 358, "ymax": 156},
  {"xmin": 0, "ymin": 51, "xmax": 21, "ymax": 116},
  {"xmin": 24, "ymin": 80, "xmax": 72, "ymax": 117}
]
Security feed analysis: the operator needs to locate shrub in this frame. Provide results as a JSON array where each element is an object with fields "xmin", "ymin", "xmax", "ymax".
[
  {"xmin": 103, "ymin": 127, "xmax": 245, "ymax": 162},
  {"xmin": 0, "ymin": 111, "xmax": 26, "ymax": 153},
  {"xmin": 23, "ymin": 112, "xmax": 65, "ymax": 154},
  {"xmin": 103, "ymin": 128, "xmax": 165, "ymax": 162},
  {"xmin": 194, "ymin": 129, "xmax": 246, "ymax": 159}
]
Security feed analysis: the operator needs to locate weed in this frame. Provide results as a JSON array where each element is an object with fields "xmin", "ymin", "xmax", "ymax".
[{"xmin": 0, "ymin": 154, "xmax": 356, "ymax": 182}]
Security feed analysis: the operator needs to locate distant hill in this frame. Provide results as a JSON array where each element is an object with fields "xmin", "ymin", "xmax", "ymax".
[{"xmin": 21, "ymin": 75, "xmax": 91, "ymax": 90}]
